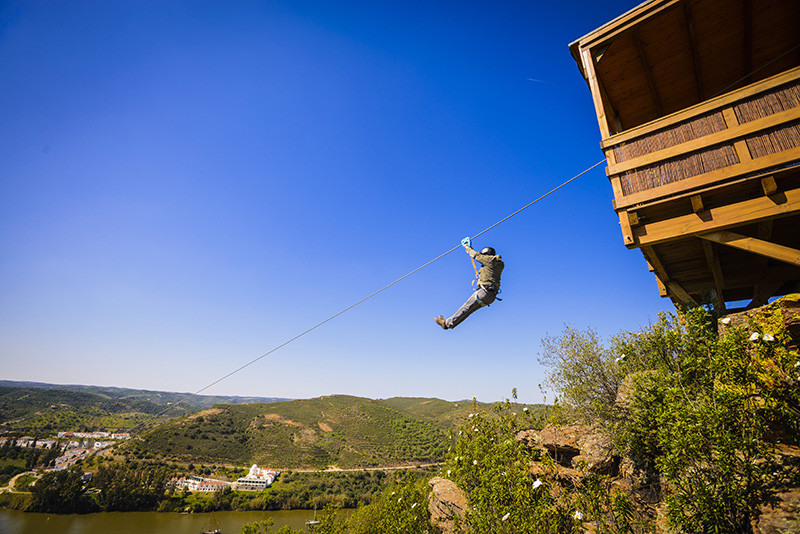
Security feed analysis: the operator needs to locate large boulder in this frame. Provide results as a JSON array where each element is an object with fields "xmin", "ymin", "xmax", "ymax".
[{"xmin": 428, "ymin": 477, "xmax": 468, "ymax": 534}]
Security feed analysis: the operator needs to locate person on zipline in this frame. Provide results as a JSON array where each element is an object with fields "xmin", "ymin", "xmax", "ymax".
[{"xmin": 435, "ymin": 240, "xmax": 504, "ymax": 330}]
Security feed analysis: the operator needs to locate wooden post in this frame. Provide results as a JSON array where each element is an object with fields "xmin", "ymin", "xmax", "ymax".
[{"xmin": 722, "ymin": 107, "xmax": 752, "ymax": 163}]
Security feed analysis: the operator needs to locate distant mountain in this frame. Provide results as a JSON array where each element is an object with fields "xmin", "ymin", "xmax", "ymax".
[
  {"xmin": 0, "ymin": 380, "xmax": 289, "ymax": 410},
  {"xmin": 128, "ymin": 395, "xmax": 547, "ymax": 469}
]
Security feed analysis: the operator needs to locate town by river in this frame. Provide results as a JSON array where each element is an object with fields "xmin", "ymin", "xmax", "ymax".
[{"xmin": 0, "ymin": 509, "xmax": 327, "ymax": 534}]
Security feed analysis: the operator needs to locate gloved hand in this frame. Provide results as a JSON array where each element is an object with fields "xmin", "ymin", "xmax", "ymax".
[{"xmin": 461, "ymin": 237, "xmax": 472, "ymax": 248}]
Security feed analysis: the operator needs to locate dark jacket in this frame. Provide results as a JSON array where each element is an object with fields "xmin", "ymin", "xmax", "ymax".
[{"xmin": 467, "ymin": 247, "xmax": 504, "ymax": 289}]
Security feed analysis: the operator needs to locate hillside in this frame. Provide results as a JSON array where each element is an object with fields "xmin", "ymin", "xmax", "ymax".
[
  {"xmin": 0, "ymin": 382, "xmax": 288, "ymax": 435},
  {"xmin": 127, "ymin": 395, "xmax": 545, "ymax": 469},
  {"xmin": 0, "ymin": 386, "xmax": 169, "ymax": 435}
]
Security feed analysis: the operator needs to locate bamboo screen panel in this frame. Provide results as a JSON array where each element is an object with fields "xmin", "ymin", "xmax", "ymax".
[
  {"xmin": 613, "ymin": 110, "xmax": 727, "ymax": 161},
  {"xmin": 619, "ymin": 145, "xmax": 739, "ymax": 195},
  {"xmin": 745, "ymin": 121, "xmax": 800, "ymax": 158},
  {"xmin": 733, "ymin": 81, "xmax": 800, "ymax": 123}
]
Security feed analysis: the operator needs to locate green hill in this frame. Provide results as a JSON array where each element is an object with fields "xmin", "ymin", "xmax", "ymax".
[
  {"xmin": 0, "ymin": 386, "xmax": 168, "ymax": 435},
  {"xmin": 0, "ymin": 382, "xmax": 289, "ymax": 436},
  {"xmin": 127, "ymin": 395, "xmax": 544, "ymax": 469},
  {"xmin": 128, "ymin": 395, "xmax": 443, "ymax": 468}
]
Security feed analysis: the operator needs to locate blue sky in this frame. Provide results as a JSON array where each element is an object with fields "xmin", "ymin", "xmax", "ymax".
[{"xmin": 0, "ymin": 0, "xmax": 671, "ymax": 405}]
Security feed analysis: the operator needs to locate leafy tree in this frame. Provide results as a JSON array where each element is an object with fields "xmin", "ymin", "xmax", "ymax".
[
  {"xmin": 541, "ymin": 303, "xmax": 800, "ymax": 533},
  {"xmin": 29, "ymin": 466, "xmax": 95, "ymax": 513},
  {"xmin": 91, "ymin": 463, "xmax": 168, "ymax": 511},
  {"xmin": 539, "ymin": 326, "xmax": 622, "ymax": 422}
]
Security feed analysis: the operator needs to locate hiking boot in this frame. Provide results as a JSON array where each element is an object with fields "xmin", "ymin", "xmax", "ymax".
[{"xmin": 434, "ymin": 315, "xmax": 447, "ymax": 329}]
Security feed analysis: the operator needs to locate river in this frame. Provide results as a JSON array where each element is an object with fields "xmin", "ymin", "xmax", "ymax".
[{"xmin": 0, "ymin": 509, "xmax": 330, "ymax": 534}]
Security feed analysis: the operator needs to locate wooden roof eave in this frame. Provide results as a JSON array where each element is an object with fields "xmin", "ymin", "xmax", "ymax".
[{"xmin": 569, "ymin": 0, "xmax": 680, "ymax": 83}]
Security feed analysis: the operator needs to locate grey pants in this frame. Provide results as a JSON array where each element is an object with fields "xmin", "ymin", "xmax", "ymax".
[{"xmin": 445, "ymin": 286, "xmax": 497, "ymax": 329}]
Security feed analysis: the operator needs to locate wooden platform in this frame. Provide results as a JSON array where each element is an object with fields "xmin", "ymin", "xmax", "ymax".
[{"xmin": 570, "ymin": 0, "xmax": 800, "ymax": 309}]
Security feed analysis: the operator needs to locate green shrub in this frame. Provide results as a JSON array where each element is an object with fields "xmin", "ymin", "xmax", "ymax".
[
  {"xmin": 615, "ymin": 307, "xmax": 800, "ymax": 532},
  {"xmin": 444, "ymin": 399, "xmax": 634, "ymax": 534}
]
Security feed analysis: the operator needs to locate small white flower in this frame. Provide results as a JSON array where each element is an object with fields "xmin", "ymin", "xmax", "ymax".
[
  {"xmin": 574, "ymin": 511, "xmax": 583, "ymax": 521},
  {"xmin": 398, "ymin": 497, "xmax": 402, "ymax": 502},
  {"xmin": 795, "ymin": 362, "xmax": 800, "ymax": 368},
  {"xmin": 458, "ymin": 431, "xmax": 462, "ymax": 436},
  {"xmin": 502, "ymin": 512, "xmax": 511, "ymax": 521},
  {"xmin": 447, "ymin": 470, "xmax": 451, "ymax": 476},
  {"xmin": 522, "ymin": 407, "xmax": 528, "ymax": 412},
  {"xmin": 763, "ymin": 333, "xmax": 775, "ymax": 342},
  {"xmin": 721, "ymin": 317, "xmax": 731, "ymax": 325},
  {"xmin": 473, "ymin": 460, "xmax": 477, "ymax": 465},
  {"xmin": 750, "ymin": 332, "xmax": 760, "ymax": 341},
  {"xmin": 473, "ymin": 427, "xmax": 479, "ymax": 432},
  {"xmin": 412, "ymin": 502, "xmax": 417, "ymax": 509},
  {"xmin": 532, "ymin": 479, "xmax": 542, "ymax": 489},
  {"xmin": 391, "ymin": 492, "xmax": 395, "ymax": 496},
  {"xmin": 468, "ymin": 413, "xmax": 474, "ymax": 418}
]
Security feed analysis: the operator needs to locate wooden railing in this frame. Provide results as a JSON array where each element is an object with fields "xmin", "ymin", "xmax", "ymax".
[{"xmin": 603, "ymin": 66, "xmax": 800, "ymax": 212}]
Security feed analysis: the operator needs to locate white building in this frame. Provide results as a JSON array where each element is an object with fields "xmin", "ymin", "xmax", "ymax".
[
  {"xmin": 170, "ymin": 475, "xmax": 231, "ymax": 492},
  {"xmin": 234, "ymin": 465, "xmax": 279, "ymax": 491}
]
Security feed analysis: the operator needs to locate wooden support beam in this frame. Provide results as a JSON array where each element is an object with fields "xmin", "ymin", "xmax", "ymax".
[
  {"xmin": 666, "ymin": 282, "xmax": 696, "ymax": 307},
  {"xmin": 655, "ymin": 276, "xmax": 669, "ymax": 298},
  {"xmin": 641, "ymin": 246, "xmax": 697, "ymax": 306},
  {"xmin": 691, "ymin": 194, "xmax": 704, "ymax": 213},
  {"xmin": 581, "ymin": 48, "xmax": 612, "ymax": 139},
  {"xmin": 698, "ymin": 231, "xmax": 800, "ymax": 267},
  {"xmin": 702, "ymin": 240, "xmax": 726, "ymax": 311},
  {"xmin": 680, "ymin": 263, "xmax": 800, "ymax": 294},
  {"xmin": 756, "ymin": 219, "xmax": 774, "ymax": 281},
  {"xmin": 632, "ymin": 186, "xmax": 800, "ymax": 246},
  {"xmin": 619, "ymin": 211, "xmax": 635, "ymax": 246},
  {"xmin": 632, "ymin": 29, "xmax": 663, "ymax": 116},
  {"xmin": 598, "ymin": 82, "xmax": 623, "ymax": 135},
  {"xmin": 644, "ymin": 256, "xmax": 670, "ymax": 298},
  {"xmin": 761, "ymin": 175, "xmax": 778, "ymax": 196},
  {"xmin": 747, "ymin": 280, "xmax": 785, "ymax": 310},
  {"xmin": 628, "ymin": 211, "xmax": 640, "ymax": 227},
  {"xmin": 682, "ymin": 1, "xmax": 704, "ymax": 101}
]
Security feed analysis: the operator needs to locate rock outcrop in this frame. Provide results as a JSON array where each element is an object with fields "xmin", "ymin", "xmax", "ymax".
[
  {"xmin": 719, "ymin": 294, "xmax": 800, "ymax": 350},
  {"xmin": 519, "ymin": 423, "xmax": 619, "ymax": 475},
  {"xmin": 428, "ymin": 476, "xmax": 468, "ymax": 534},
  {"xmin": 752, "ymin": 489, "xmax": 800, "ymax": 534}
]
